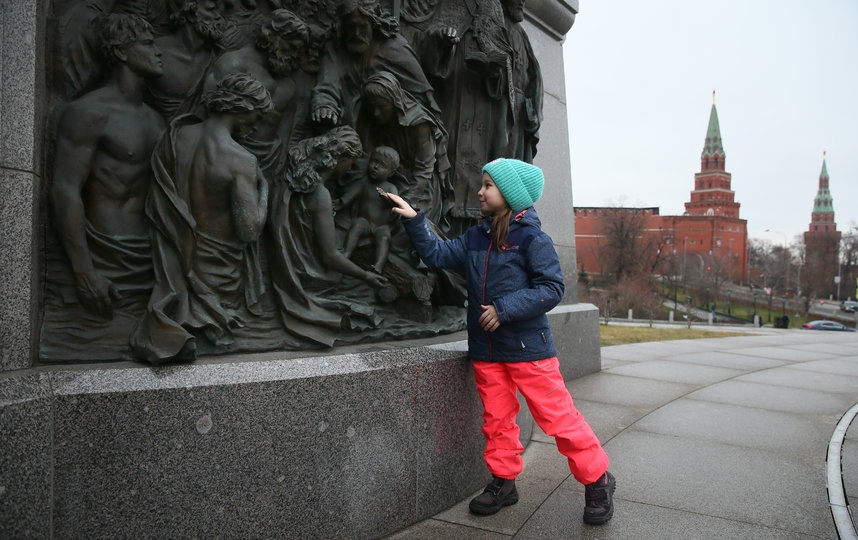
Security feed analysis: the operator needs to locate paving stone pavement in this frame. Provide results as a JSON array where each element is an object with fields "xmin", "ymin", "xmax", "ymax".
[{"xmin": 386, "ymin": 326, "xmax": 858, "ymax": 539}]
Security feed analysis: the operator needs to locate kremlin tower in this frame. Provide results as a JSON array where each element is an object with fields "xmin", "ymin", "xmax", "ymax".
[
  {"xmin": 685, "ymin": 94, "xmax": 741, "ymax": 218},
  {"xmin": 803, "ymin": 155, "xmax": 841, "ymax": 298},
  {"xmin": 573, "ymin": 94, "xmax": 749, "ymax": 284},
  {"xmin": 673, "ymin": 93, "xmax": 747, "ymax": 283}
]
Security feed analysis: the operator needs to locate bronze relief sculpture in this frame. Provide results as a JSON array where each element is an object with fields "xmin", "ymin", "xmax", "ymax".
[{"xmin": 41, "ymin": 0, "xmax": 543, "ymax": 364}]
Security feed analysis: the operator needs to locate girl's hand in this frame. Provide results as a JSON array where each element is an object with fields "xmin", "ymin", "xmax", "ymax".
[
  {"xmin": 384, "ymin": 191, "xmax": 418, "ymax": 219},
  {"xmin": 479, "ymin": 304, "xmax": 500, "ymax": 332}
]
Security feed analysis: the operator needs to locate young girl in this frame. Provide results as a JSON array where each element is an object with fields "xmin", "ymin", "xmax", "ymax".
[{"xmin": 386, "ymin": 158, "xmax": 615, "ymax": 525}]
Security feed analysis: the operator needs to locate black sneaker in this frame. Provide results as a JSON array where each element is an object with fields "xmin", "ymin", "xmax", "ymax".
[
  {"xmin": 583, "ymin": 471, "xmax": 615, "ymax": 525},
  {"xmin": 468, "ymin": 475, "xmax": 519, "ymax": 515}
]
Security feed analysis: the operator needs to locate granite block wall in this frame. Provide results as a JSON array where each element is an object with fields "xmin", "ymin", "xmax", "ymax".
[
  {"xmin": 549, "ymin": 303, "xmax": 602, "ymax": 380},
  {"xmin": 1, "ymin": 0, "xmax": 41, "ymax": 372},
  {"xmin": 44, "ymin": 346, "xmax": 487, "ymax": 538},
  {"xmin": 0, "ymin": 373, "xmax": 53, "ymax": 539},
  {"xmin": 0, "ymin": 303, "xmax": 597, "ymax": 538}
]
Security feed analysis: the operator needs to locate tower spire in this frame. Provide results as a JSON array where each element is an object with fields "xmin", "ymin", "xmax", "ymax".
[
  {"xmin": 812, "ymin": 154, "xmax": 834, "ymax": 215},
  {"xmin": 701, "ymin": 99, "xmax": 724, "ymax": 158}
]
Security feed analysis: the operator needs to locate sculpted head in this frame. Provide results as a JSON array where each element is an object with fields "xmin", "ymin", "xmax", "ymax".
[
  {"xmin": 257, "ymin": 9, "xmax": 309, "ymax": 77},
  {"xmin": 203, "ymin": 73, "xmax": 273, "ymax": 114},
  {"xmin": 288, "ymin": 126, "xmax": 363, "ymax": 192},
  {"xmin": 338, "ymin": 0, "xmax": 397, "ymax": 54},
  {"xmin": 97, "ymin": 13, "xmax": 163, "ymax": 77},
  {"xmin": 362, "ymin": 71, "xmax": 404, "ymax": 125},
  {"xmin": 171, "ymin": 0, "xmax": 225, "ymax": 42},
  {"xmin": 300, "ymin": 24, "xmax": 329, "ymax": 74},
  {"xmin": 202, "ymin": 73, "xmax": 273, "ymax": 137},
  {"xmin": 368, "ymin": 146, "xmax": 399, "ymax": 182},
  {"xmin": 502, "ymin": 0, "xmax": 526, "ymax": 22}
]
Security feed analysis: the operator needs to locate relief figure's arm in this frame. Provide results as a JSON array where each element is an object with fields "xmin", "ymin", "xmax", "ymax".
[
  {"xmin": 230, "ymin": 157, "xmax": 268, "ymax": 243},
  {"xmin": 311, "ymin": 187, "xmax": 386, "ymax": 288},
  {"xmin": 410, "ymin": 123, "xmax": 437, "ymax": 192},
  {"xmin": 50, "ymin": 105, "xmax": 119, "ymax": 317}
]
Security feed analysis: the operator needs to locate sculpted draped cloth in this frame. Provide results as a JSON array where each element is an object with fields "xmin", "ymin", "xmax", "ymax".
[
  {"xmin": 39, "ymin": 222, "xmax": 154, "ymax": 362},
  {"xmin": 130, "ymin": 114, "xmax": 265, "ymax": 363},
  {"xmin": 268, "ymin": 181, "xmax": 381, "ymax": 348}
]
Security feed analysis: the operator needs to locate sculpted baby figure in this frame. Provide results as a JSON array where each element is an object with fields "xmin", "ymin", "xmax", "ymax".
[{"xmin": 336, "ymin": 146, "xmax": 401, "ymax": 273}]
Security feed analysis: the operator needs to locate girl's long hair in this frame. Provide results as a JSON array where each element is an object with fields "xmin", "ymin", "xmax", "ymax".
[{"xmin": 490, "ymin": 206, "xmax": 513, "ymax": 253}]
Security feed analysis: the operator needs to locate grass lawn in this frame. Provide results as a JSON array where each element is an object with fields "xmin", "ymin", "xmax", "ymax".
[
  {"xmin": 600, "ymin": 325, "xmax": 754, "ymax": 347},
  {"xmin": 660, "ymin": 285, "xmax": 810, "ymax": 329}
]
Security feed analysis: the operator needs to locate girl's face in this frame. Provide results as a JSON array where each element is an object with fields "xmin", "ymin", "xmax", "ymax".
[{"xmin": 478, "ymin": 173, "xmax": 508, "ymax": 216}]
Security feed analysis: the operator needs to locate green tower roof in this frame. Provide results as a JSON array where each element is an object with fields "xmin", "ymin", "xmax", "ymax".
[
  {"xmin": 701, "ymin": 103, "xmax": 724, "ymax": 158},
  {"xmin": 813, "ymin": 158, "xmax": 834, "ymax": 214}
]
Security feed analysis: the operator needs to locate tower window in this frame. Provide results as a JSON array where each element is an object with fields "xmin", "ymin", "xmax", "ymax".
[{"xmin": 714, "ymin": 157, "xmax": 719, "ymax": 168}]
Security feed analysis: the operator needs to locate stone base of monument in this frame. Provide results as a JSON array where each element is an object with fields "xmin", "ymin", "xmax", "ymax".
[{"xmin": 0, "ymin": 304, "xmax": 598, "ymax": 538}]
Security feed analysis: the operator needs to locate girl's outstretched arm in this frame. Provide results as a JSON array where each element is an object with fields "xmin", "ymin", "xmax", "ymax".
[
  {"xmin": 385, "ymin": 191, "xmax": 467, "ymax": 271},
  {"xmin": 384, "ymin": 191, "xmax": 417, "ymax": 219}
]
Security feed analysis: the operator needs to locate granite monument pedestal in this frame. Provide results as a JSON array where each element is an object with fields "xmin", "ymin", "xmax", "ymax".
[{"xmin": 2, "ymin": 303, "xmax": 597, "ymax": 538}]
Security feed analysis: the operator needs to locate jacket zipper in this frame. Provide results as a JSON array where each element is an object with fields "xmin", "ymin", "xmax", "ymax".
[{"xmin": 482, "ymin": 240, "xmax": 492, "ymax": 360}]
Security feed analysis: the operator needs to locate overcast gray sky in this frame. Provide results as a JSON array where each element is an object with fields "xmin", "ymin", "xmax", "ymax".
[{"xmin": 562, "ymin": 0, "xmax": 858, "ymax": 247}]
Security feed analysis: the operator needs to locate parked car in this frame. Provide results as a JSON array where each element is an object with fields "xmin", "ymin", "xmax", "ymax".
[
  {"xmin": 800, "ymin": 320, "xmax": 856, "ymax": 332},
  {"xmin": 840, "ymin": 300, "xmax": 858, "ymax": 313}
]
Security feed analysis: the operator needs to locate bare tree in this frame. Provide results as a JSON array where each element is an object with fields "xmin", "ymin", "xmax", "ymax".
[
  {"xmin": 749, "ymin": 238, "xmax": 775, "ymax": 289},
  {"xmin": 658, "ymin": 250, "xmax": 683, "ymax": 309},
  {"xmin": 597, "ymin": 207, "xmax": 667, "ymax": 284},
  {"xmin": 590, "ymin": 289, "xmax": 615, "ymax": 324}
]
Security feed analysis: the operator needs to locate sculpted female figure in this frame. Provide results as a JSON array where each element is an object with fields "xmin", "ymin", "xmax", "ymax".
[
  {"xmin": 357, "ymin": 71, "xmax": 450, "ymax": 225},
  {"xmin": 268, "ymin": 126, "xmax": 387, "ymax": 346}
]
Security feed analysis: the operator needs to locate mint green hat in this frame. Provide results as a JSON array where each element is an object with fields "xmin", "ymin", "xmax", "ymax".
[{"xmin": 482, "ymin": 158, "xmax": 545, "ymax": 212}]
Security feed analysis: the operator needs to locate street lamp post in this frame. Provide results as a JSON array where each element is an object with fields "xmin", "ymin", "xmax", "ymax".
[
  {"xmin": 672, "ymin": 248, "xmax": 678, "ymax": 311},
  {"xmin": 685, "ymin": 295, "xmax": 692, "ymax": 329},
  {"xmin": 797, "ymin": 262, "xmax": 802, "ymax": 297},
  {"xmin": 766, "ymin": 229, "xmax": 789, "ymax": 292},
  {"xmin": 728, "ymin": 238, "xmax": 734, "ymax": 283},
  {"xmin": 727, "ymin": 289, "xmax": 732, "ymax": 315},
  {"xmin": 682, "ymin": 236, "xmax": 688, "ymax": 295},
  {"xmin": 837, "ymin": 252, "xmax": 842, "ymax": 301}
]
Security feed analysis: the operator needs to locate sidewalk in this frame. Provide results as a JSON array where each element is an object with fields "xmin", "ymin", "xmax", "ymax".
[{"xmin": 386, "ymin": 327, "xmax": 858, "ymax": 539}]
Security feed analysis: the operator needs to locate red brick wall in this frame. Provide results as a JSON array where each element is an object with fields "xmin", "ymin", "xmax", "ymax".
[{"xmin": 574, "ymin": 208, "xmax": 748, "ymax": 283}]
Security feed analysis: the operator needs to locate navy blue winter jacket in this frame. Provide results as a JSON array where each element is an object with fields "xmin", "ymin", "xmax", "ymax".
[{"xmin": 401, "ymin": 208, "xmax": 565, "ymax": 362}]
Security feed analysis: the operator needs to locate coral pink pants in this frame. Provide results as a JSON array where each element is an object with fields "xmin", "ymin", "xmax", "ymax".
[{"xmin": 472, "ymin": 357, "xmax": 610, "ymax": 484}]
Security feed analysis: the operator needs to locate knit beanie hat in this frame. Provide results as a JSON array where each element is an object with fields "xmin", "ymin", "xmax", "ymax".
[{"xmin": 482, "ymin": 158, "xmax": 545, "ymax": 212}]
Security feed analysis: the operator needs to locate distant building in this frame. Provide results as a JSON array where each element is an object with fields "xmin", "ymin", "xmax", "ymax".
[
  {"xmin": 574, "ymin": 98, "xmax": 749, "ymax": 283},
  {"xmin": 803, "ymin": 156, "xmax": 841, "ymax": 298}
]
